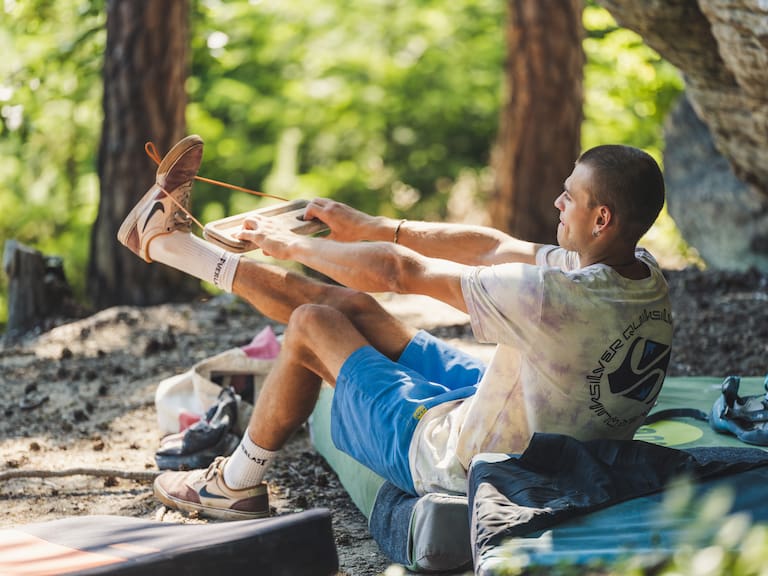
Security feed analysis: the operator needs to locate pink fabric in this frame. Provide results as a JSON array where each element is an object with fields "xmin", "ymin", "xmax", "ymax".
[
  {"xmin": 241, "ymin": 325, "xmax": 281, "ymax": 359},
  {"xmin": 178, "ymin": 410, "xmax": 201, "ymax": 432}
]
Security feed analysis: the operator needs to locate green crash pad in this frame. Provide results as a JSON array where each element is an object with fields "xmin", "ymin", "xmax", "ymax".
[
  {"xmin": 311, "ymin": 377, "xmax": 768, "ymax": 520},
  {"xmin": 637, "ymin": 376, "xmax": 768, "ymax": 449}
]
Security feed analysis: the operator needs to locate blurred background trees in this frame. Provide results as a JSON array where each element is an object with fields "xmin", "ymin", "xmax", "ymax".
[{"xmin": 0, "ymin": 0, "xmax": 685, "ymax": 329}]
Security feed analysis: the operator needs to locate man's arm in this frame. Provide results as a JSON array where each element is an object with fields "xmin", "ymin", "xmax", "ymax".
[
  {"xmin": 303, "ymin": 198, "xmax": 541, "ymax": 266},
  {"xmin": 381, "ymin": 219, "xmax": 541, "ymax": 266},
  {"xmin": 235, "ymin": 214, "xmax": 470, "ymax": 312}
]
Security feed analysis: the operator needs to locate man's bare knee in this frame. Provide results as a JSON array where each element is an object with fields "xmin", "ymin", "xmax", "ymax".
[
  {"xmin": 284, "ymin": 303, "xmax": 369, "ymax": 379},
  {"xmin": 290, "ymin": 302, "xmax": 346, "ymax": 328},
  {"xmin": 312, "ymin": 286, "xmax": 369, "ymax": 313},
  {"xmin": 284, "ymin": 304, "xmax": 348, "ymax": 350}
]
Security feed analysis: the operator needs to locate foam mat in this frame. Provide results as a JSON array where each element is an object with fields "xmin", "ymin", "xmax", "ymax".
[{"xmin": 0, "ymin": 510, "xmax": 338, "ymax": 576}]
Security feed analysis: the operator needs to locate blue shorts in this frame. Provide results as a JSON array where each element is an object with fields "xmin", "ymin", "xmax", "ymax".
[{"xmin": 330, "ymin": 330, "xmax": 485, "ymax": 495}]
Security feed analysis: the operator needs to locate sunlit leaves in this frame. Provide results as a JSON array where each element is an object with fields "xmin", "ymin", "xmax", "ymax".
[
  {"xmin": 0, "ymin": 0, "xmax": 104, "ymax": 314},
  {"xmin": 186, "ymin": 0, "xmax": 506, "ymax": 221},
  {"xmin": 582, "ymin": 3, "xmax": 684, "ymax": 160}
]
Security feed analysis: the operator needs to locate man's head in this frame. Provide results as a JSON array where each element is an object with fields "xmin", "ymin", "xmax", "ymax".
[{"xmin": 575, "ymin": 144, "xmax": 666, "ymax": 246}]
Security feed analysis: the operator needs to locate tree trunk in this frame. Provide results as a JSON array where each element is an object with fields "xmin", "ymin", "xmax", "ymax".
[
  {"xmin": 3, "ymin": 240, "xmax": 78, "ymax": 340},
  {"xmin": 491, "ymin": 0, "xmax": 584, "ymax": 244},
  {"xmin": 88, "ymin": 0, "xmax": 201, "ymax": 309}
]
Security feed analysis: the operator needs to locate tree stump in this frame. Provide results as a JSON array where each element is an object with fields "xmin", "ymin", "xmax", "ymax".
[{"xmin": 3, "ymin": 239, "xmax": 74, "ymax": 339}]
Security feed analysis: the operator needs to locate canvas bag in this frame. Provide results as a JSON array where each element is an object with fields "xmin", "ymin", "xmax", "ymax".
[{"xmin": 154, "ymin": 326, "xmax": 280, "ymax": 434}]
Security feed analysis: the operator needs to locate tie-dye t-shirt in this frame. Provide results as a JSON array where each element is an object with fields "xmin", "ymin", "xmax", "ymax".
[{"xmin": 408, "ymin": 246, "xmax": 673, "ymax": 495}]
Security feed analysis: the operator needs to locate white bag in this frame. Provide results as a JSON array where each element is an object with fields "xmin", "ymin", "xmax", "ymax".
[{"xmin": 154, "ymin": 347, "xmax": 275, "ymax": 434}]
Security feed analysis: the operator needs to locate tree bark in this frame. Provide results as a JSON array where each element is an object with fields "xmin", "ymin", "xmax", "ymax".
[
  {"xmin": 3, "ymin": 240, "xmax": 77, "ymax": 339},
  {"xmin": 88, "ymin": 0, "xmax": 201, "ymax": 308},
  {"xmin": 491, "ymin": 0, "xmax": 584, "ymax": 244}
]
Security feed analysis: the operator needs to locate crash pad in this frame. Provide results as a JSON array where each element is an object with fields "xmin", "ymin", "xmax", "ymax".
[{"xmin": 0, "ymin": 510, "xmax": 338, "ymax": 576}]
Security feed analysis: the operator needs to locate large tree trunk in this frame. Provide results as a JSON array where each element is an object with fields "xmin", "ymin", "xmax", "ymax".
[
  {"xmin": 88, "ymin": 0, "xmax": 201, "ymax": 308},
  {"xmin": 491, "ymin": 0, "xmax": 584, "ymax": 244}
]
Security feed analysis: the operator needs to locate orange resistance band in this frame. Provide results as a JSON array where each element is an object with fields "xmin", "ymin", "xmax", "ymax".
[{"xmin": 144, "ymin": 141, "xmax": 289, "ymax": 231}]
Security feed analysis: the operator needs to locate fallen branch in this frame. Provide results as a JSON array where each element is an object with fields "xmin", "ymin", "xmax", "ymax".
[{"xmin": 0, "ymin": 468, "xmax": 160, "ymax": 482}]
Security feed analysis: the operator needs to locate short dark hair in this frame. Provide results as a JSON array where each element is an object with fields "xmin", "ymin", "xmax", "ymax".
[{"xmin": 576, "ymin": 145, "xmax": 665, "ymax": 244}]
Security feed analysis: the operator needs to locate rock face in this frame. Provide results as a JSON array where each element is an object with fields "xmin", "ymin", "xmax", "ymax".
[
  {"xmin": 597, "ymin": 0, "xmax": 768, "ymax": 270},
  {"xmin": 664, "ymin": 96, "xmax": 768, "ymax": 270}
]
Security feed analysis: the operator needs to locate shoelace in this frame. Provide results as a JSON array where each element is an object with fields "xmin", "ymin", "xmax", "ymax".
[
  {"xmin": 205, "ymin": 456, "xmax": 226, "ymax": 481},
  {"xmin": 145, "ymin": 141, "xmax": 289, "ymax": 231}
]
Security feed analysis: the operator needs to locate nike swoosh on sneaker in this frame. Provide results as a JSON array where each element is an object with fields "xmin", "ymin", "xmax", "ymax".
[
  {"xmin": 142, "ymin": 201, "xmax": 166, "ymax": 233},
  {"xmin": 198, "ymin": 486, "xmax": 229, "ymax": 500}
]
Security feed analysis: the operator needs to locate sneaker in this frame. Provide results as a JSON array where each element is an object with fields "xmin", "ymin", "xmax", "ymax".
[
  {"xmin": 155, "ymin": 387, "xmax": 241, "ymax": 471},
  {"xmin": 153, "ymin": 456, "xmax": 270, "ymax": 521},
  {"xmin": 154, "ymin": 430, "xmax": 240, "ymax": 471},
  {"xmin": 117, "ymin": 135, "xmax": 204, "ymax": 262}
]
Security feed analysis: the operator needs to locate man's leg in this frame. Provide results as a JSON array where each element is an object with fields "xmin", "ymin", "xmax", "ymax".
[
  {"xmin": 149, "ymin": 229, "xmax": 417, "ymax": 355},
  {"xmin": 240, "ymin": 302, "xmax": 371, "ymax": 449},
  {"xmin": 120, "ymin": 136, "xmax": 421, "ymax": 515},
  {"xmin": 153, "ymin": 300, "xmax": 389, "ymax": 520}
]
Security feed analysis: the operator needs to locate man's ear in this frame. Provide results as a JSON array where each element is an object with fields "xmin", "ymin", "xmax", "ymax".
[{"xmin": 594, "ymin": 205, "xmax": 613, "ymax": 234}]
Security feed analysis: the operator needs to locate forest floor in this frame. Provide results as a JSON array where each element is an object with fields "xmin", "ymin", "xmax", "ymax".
[{"xmin": 0, "ymin": 266, "xmax": 767, "ymax": 575}]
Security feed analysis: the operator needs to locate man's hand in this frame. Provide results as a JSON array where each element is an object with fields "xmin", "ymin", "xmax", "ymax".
[
  {"xmin": 303, "ymin": 198, "xmax": 383, "ymax": 242},
  {"xmin": 234, "ymin": 215, "xmax": 310, "ymax": 260}
]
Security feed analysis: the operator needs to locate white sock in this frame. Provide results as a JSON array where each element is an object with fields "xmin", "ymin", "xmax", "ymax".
[
  {"xmin": 148, "ymin": 231, "xmax": 240, "ymax": 292},
  {"xmin": 223, "ymin": 430, "xmax": 278, "ymax": 489}
]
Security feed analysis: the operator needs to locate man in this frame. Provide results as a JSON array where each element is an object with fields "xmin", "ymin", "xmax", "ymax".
[{"xmin": 118, "ymin": 135, "xmax": 672, "ymax": 521}]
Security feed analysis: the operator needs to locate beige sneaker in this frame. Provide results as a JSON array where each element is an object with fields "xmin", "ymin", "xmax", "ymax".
[
  {"xmin": 117, "ymin": 135, "xmax": 204, "ymax": 262},
  {"xmin": 154, "ymin": 456, "xmax": 270, "ymax": 521}
]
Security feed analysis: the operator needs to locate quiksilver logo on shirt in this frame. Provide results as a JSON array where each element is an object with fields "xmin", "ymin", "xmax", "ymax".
[
  {"xmin": 585, "ymin": 307, "xmax": 672, "ymax": 429},
  {"xmin": 607, "ymin": 337, "xmax": 670, "ymax": 403}
]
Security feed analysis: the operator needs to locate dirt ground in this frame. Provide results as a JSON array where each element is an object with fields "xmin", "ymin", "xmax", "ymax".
[{"xmin": 0, "ymin": 266, "xmax": 766, "ymax": 575}]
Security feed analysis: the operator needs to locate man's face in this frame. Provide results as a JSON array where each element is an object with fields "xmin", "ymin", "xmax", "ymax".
[{"xmin": 554, "ymin": 162, "xmax": 599, "ymax": 251}]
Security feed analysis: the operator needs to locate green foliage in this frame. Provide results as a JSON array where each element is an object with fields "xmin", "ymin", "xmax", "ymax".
[
  {"xmin": 582, "ymin": 3, "xmax": 690, "ymax": 267},
  {"xmin": 582, "ymin": 3, "xmax": 684, "ymax": 161},
  {"xmin": 186, "ymin": 0, "xmax": 505, "ymax": 222},
  {"xmin": 0, "ymin": 0, "xmax": 104, "ymax": 326},
  {"xmin": 0, "ymin": 0, "xmax": 688, "ymax": 329}
]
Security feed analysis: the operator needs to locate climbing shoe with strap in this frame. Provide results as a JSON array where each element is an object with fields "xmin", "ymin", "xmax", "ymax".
[{"xmin": 709, "ymin": 374, "xmax": 768, "ymax": 446}]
